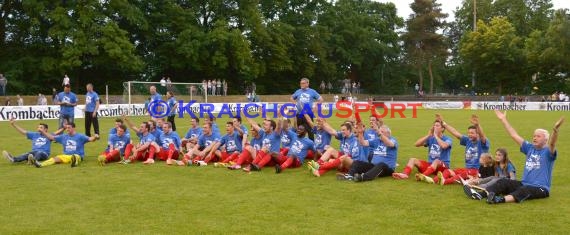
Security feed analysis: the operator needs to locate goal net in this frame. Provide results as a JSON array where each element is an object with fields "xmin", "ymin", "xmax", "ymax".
[{"xmin": 123, "ymin": 81, "xmax": 207, "ymax": 104}]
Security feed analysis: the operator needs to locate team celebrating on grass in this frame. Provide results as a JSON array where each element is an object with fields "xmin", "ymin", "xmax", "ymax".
[{"xmin": 1, "ymin": 78, "xmax": 565, "ymax": 205}]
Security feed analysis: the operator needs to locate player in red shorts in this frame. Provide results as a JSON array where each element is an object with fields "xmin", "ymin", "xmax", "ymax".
[{"xmin": 120, "ymin": 119, "xmax": 157, "ymax": 164}]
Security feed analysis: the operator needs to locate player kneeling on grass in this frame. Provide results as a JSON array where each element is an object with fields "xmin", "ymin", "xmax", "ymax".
[
  {"xmin": 30, "ymin": 122, "xmax": 99, "ymax": 168},
  {"xmin": 349, "ymin": 123, "xmax": 398, "ymax": 182},
  {"xmin": 177, "ymin": 123, "xmax": 220, "ymax": 166},
  {"xmin": 308, "ymin": 120, "xmax": 356, "ymax": 177},
  {"xmin": 483, "ymin": 111, "xmax": 564, "ymax": 204},
  {"xmin": 392, "ymin": 119, "xmax": 452, "ymax": 181},
  {"xmin": 213, "ymin": 122, "xmax": 244, "ymax": 167},
  {"xmin": 98, "ymin": 124, "xmax": 130, "ymax": 165},
  {"xmin": 3, "ymin": 118, "xmax": 62, "ymax": 165},
  {"xmin": 120, "ymin": 121, "xmax": 157, "ymax": 164},
  {"xmin": 147, "ymin": 122, "xmax": 181, "ymax": 165},
  {"xmin": 274, "ymin": 125, "xmax": 315, "ymax": 174}
]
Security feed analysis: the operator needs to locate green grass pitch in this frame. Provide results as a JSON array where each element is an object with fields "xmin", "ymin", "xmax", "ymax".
[{"xmin": 0, "ymin": 109, "xmax": 569, "ymax": 234}]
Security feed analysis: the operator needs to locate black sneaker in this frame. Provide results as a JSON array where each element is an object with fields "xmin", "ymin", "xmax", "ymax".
[
  {"xmin": 486, "ymin": 192, "xmax": 504, "ymax": 204},
  {"xmin": 70, "ymin": 154, "xmax": 79, "ymax": 168},
  {"xmin": 354, "ymin": 173, "xmax": 364, "ymax": 182},
  {"xmin": 275, "ymin": 164, "xmax": 282, "ymax": 174},
  {"xmin": 250, "ymin": 164, "xmax": 260, "ymax": 171},
  {"xmin": 462, "ymin": 185, "xmax": 474, "ymax": 199},
  {"xmin": 29, "ymin": 155, "xmax": 41, "ymax": 168},
  {"xmin": 471, "ymin": 191, "xmax": 483, "ymax": 200},
  {"xmin": 336, "ymin": 173, "xmax": 353, "ymax": 181}
]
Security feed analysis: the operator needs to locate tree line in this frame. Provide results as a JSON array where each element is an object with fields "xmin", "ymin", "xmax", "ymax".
[{"xmin": 0, "ymin": 0, "xmax": 568, "ymax": 96}]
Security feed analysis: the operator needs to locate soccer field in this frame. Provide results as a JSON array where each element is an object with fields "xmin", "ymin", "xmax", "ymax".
[{"xmin": 0, "ymin": 109, "xmax": 568, "ymax": 234}]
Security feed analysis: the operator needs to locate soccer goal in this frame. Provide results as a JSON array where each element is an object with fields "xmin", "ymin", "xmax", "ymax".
[{"xmin": 123, "ymin": 81, "xmax": 207, "ymax": 104}]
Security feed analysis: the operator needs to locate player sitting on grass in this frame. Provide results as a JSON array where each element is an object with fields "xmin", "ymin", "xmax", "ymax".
[
  {"xmin": 228, "ymin": 124, "xmax": 263, "ymax": 170},
  {"xmin": 308, "ymin": 119, "xmax": 357, "ymax": 177},
  {"xmin": 121, "ymin": 118, "xmax": 157, "ymax": 164},
  {"xmin": 3, "ymin": 118, "xmax": 62, "ymax": 164},
  {"xmin": 392, "ymin": 119, "xmax": 452, "ymax": 181},
  {"xmin": 181, "ymin": 117, "xmax": 202, "ymax": 153},
  {"xmin": 244, "ymin": 116, "xmax": 282, "ymax": 171},
  {"xmin": 275, "ymin": 125, "xmax": 315, "ymax": 174},
  {"xmin": 177, "ymin": 123, "xmax": 220, "ymax": 166},
  {"xmin": 350, "ymin": 123, "xmax": 398, "ymax": 182},
  {"xmin": 30, "ymin": 122, "xmax": 99, "ymax": 168},
  {"xmin": 98, "ymin": 124, "xmax": 130, "ymax": 165},
  {"xmin": 212, "ymin": 121, "xmax": 244, "ymax": 167},
  {"xmin": 303, "ymin": 114, "xmax": 331, "ymax": 160},
  {"xmin": 148, "ymin": 122, "xmax": 181, "ymax": 165},
  {"xmin": 484, "ymin": 111, "xmax": 563, "ymax": 204}
]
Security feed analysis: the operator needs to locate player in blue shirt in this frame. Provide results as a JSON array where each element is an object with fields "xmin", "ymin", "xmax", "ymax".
[
  {"xmin": 350, "ymin": 123, "xmax": 398, "ymax": 182},
  {"xmin": 98, "ymin": 124, "xmax": 130, "ymax": 165},
  {"xmin": 166, "ymin": 91, "xmax": 178, "ymax": 131},
  {"xmin": 275, "ymin": 125, "xmax": 315, "ymax": 173},
  {"xmin": 84, "ymin": 83, "xmax": 100, "ymax": 137},
  {"xmin": 425, "ymin": 114, "xmax": 490, "ymax": 185},
  {"xmin": 213, "ymin": 122, "xmax": 244, "ymax": 167},
  {"xmin": 279, "ymin": 119, "xmax": 297, "ymax": 157},
  {"xmin": 110, "ymin": 118, "xmax": 131, "ymax": 136},
  {"xmin": 148, "ymin": 85, "xmax": 162, "ymax": 117},
  {"xmin": 245, "ymin": 115, "xmax": 282, "ymax": 171},
  {"xmin": 56, "ymin": 84, "xmax": 78, "ymax": 129},
  {"xmin": 204, "ymin": 117, "xmax": 221, "ymax": 136},
  {"xmin": 31, "ymin": 122, "xmax": 99, "ymax": 168},
  {"xmin": 3, "ymin": 118, "xmax": 62, "ymax": 164},
  {"xmin": 291, "ymin": 77, "xmax": 323, "ymax": 140},
  {"xmin": 303, "ymin": 114, "xmax": 331, "ymax": 160},
  {"xmin": 392, "ymin": 119, "xmax": 452, "ymax": 180},
  {"xmin": 181, "ymin": 117, "xmax": 202, "ymax": 152},
  {"xmin": 232, "ymin": 117, "xmax": 249, "ymax": 151},
  {"xmin": 179, "ymin": 123, "xmax": 221, "ymax": 166},
  {"xmin": 148, "ymin": 119, "xmax": 163, "ymax": 137},
  {"xmin": 486, "ymin": 111, "xmax": 563, "ymax": 204},
  {"xmin": 308, "ymin": 119, "xmax": 357, "ymax": 177},
  {"xmin": 228, "ymin": 124, "xmax": 263, "ymax": 170},
  {"xmin": 148, "ymin": 122, "xmax": 181, "ymax": 165},
  {"xmin": 121, "ymin": 117, "xmax": 157, "ymax": 164}
]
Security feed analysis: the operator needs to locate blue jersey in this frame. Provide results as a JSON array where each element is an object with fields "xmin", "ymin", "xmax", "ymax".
[
  {"xmin": 336, "ymin": 132, "xmax": 357, "ymax": 155},
  {"xmin": 280, "ymin": 129, "xmax": 297, "ymax": 148},
  {"xmin": 288, "ymin": 137, "xmax": 315, "ymax": 162},
  {"xmin": 167, "ymin": 97, "xmax": 177, "ymax": 116},
  {"xmin": 220, "ymin": 132, "xmax": 243, "ymax": 153},
  {"xmin": 136, "ymin": 132, "xmax": 156, "ymax": 145},
  {"xmin": 150, "ymin": 129, "xmax": 163, "ymax": 139},
  {"xmin": 426, "ymin": 135, "xmax": 453, "ymax": 167},
  {"xmin": 496, "ymin": 162, "xmax": 516, "ymax": 179},
  {"xmin": 250, "ymin": 135, "xmax": 263, "ymax": 151},
  {"xmin": 460, "ymin": 136, "xmax": 490, "ymax": 169},
  {"xmin": 184, "ymin": 127, "xmax": 203, "ymax": 139},
  {"xmin": 520, "ymin": 141, "xmax": 557, "ymax": 191},
  {"xmin": 312, "ymin": 127, "xmax": 331, "ymax": 152},
  {"xmin": 238, "ymin": 124, "xmax": 248, "ymax": 137},
  {"xmin": 212, "ymin": 123, "xmax": 221, "ymax": 136},
  {"xmin": 158, "ymin": 131, "xmax": 181, "ymax": 150},
  {"xmin": 261, "ymin": 131, "xmax": 281, "ymax": 153},
  {"xmin": 198, "ymin": 133, "xmax": 221, "ymax": 148},
  {"xmin": 107, "ymin": 134, "xmax": 131, "ymax": 155},
  {"xmin": 368, "ymin": 137, "xmax": 399, "ymax": 170},
  {"xmin": 54, "ymin": 133, "xmax": 90, "ymax": 159},
  {"xmin": 292, "ymin": 88, "xmax": 321, "ymax": 112},
  {"xmin": 151, "ymin": 93, "xmax": 162, "ymax": 102},
  {"xmin": 85, "ymin": 91, "xmax": 99, "ymax": 112},
  {"xmin": 57, "ymin": 91, "xmax": 77, "ymax": 115},
  {"xmin": 27, "ymin": 132, "xmax": 52, "ymax": 155}
]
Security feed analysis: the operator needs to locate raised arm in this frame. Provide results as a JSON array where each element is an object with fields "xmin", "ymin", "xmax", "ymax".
[
  {"xmin": 494, "ymin": 110, "xmax": 524, "ymax": 146},
  {"xmin": 38, "ymin": 128, "xmax": 55, "ymax": 141},
  {"xmin": 442, "ymin": 122, "xmax": 462, "ymax": 139},
  {"xmin": 244, "ymin": 115, "xmax": 261, "ymax": 132},
  {"xmin": 470, "ymin": 114, "xmax": 487, "ymax": 144},
  {"xmin": 549, "ymin": 117, "xmax": 564, "ymax": 154},
  {"xmin": 357, "ymin": 123, "xmax": 369, "ymax": 146},
  {"xmin": 122, "ymin": 115, "xmax": 140, "ymax": 133},
  {"xmin": 414, "ymin": 127, "xmax": 432, "ymax": 147},
  {"xmin": 304, "ymin": 113, "xmax": 315, "ymax": 128},
  {"xmin": 9, "ymin": 118, "xmax": 27, "ymax": 135},
  {"xmin": 321, "ymin": 119, "xmax": 337, "ymax": 136}
]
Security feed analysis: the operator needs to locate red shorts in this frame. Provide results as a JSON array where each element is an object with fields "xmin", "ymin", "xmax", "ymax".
[
  {"xmin": 418, "ymin": 160, "xmax": 447, "ymax": 174},
  {"xmin": 156, "ymin": 149, "xmax": 180, "ymax": 161},
  {"xmin": 450, "ymin": 168, "xmax": 478, "ymax": 177}
]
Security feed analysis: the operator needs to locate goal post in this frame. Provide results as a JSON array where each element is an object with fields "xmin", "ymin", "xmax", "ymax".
[{"xmin": 123, "ymin": 81, "xmax": 207, "ymax": 104}]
